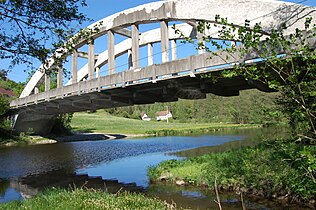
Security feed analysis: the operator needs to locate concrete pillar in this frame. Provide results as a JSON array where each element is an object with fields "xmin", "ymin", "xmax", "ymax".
[
  {"xmin": 128, "ymin": 49, "xmax": 132, "ymax": 70},
  {"xmin": 88, "ymin": 40, "xmax": 95, "ymax": 80},
  {"xmin": 160, "ymin": 20, "xmax": 169, "ymax": 63},
  {"xmin": 72, "ymin": 49, "xmax": 78, "ymax": 84},
  {"xmin": 171, "ymin": 40, "xmax": 177, "ymax": 60},
  {"xmin": 197, "ymin": 30, "xmax": 206, "ymax": 54},
  {"xmin": 108, "ymin": 30, "xmax": 115, "ymax": 75},
  {"xmin": 148, "ymin": 43, "xmax": 153, "ymax": 66},
  {"xmin": 45, "ymin": 73, "xmax": 50, "ymax": 91},
  {"xmin": 57, "ymin": 65, "xmax": 63, "ymax": 88},
  {"xmin": 131, "ymin": 24, "xmax": 140, "ymax": 69}
]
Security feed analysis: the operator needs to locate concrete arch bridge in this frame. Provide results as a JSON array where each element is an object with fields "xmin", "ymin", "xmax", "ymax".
[{"xmin": 9, "ymin": 0, "xmax": 316, "ymax": 134}]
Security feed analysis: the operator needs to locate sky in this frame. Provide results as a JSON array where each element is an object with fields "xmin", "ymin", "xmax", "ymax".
[{"xmin": 6, "ymin": 0, "xmax": 316, "ymax": 83}]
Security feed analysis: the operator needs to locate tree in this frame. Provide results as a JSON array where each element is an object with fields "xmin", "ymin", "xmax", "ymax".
[
  {"xmin": 191, "ymin": 16, "xmax": 316, "ymax": 144},
  {"xmin": 0, "ymin": 0, "xmax": 88, "ymax": 70}
]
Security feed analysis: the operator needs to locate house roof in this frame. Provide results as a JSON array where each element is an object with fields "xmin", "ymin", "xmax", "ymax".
[
  {"xmin": 0, "ymin": 87, "xmax": 15, "ymax": 97},
  {"xmin": 155, "ymin": 111, "xmax": 171, "ymax": 116}
]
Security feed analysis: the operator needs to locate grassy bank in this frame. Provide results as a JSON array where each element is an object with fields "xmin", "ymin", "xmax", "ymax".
[
  {"xmin": 0, "ymin": 134, "xmax": 56, "ymax": 147},
  {"xmin": 71, "ymin": 111, "xmax": 260, "ymax": 135},
  {"xmin": 0, "ymin": 189, "xmax": 176, "ymax": 210},
  {"xmin": 148, "ymin": 139, "xmax": 316, "ymax": 205}
]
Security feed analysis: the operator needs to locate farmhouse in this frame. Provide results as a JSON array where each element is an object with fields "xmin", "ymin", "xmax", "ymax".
[
  {"xmin": 140, "ymin": 112, "xmax": 151, "ymax": 121},
  {"xmin": 155, "ymin": 111, "xmax": 172, "ymax": 121},
  {"xmin": 0, "ymin": 87, "xmax": 15, "ymax": 98}
]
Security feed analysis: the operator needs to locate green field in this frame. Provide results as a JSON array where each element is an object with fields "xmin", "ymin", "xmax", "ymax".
[{"xmin": 71, "ymin": 111, "xmax": 258, "ymax": 135}]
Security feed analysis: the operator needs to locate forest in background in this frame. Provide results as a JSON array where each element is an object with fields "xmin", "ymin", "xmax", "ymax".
[{"xmin": 106, "ymin": 89, "xmax": 286, "ymax": 125}]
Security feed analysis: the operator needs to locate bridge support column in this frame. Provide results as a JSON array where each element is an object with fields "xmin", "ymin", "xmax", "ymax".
[
  {"xmin": 131, "ymin": 24, "xmax": 140, "ymax": 69},
  {"xmin": 148, "ymin": 43, "xmax": 153, "ymax": 65},
  {"xmin": 72, "ymin": 49, "xmax": 78, "ymax": 84},
  {"xmin": 45, "ymin": 73, "xmax": 50, "ymax": 91},
  {"xmin": 108, "ymin": 30, "xmax": 115, "ymax": 75},
  {"xmin": 160, "ymin": 20, "xmax": 169, "ymax": 63},
  {"xmin": 88, "ymin": 40, "xmax": 95, "ymax": 80}
]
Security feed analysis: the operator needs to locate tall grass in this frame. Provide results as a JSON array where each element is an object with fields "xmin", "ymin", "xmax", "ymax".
[
  {"xmin": 0, "ymin": 189, "xmax": 176, "ymax": 210},
  {"xmin": 148, "ymin": 139, "xmax": 316, "ymax": 204}
]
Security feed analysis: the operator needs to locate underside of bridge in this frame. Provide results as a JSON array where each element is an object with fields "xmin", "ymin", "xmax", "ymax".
[
  {"xmin": 9, "ymin": 0, "xmax": 316, "ymax": 135},
  {"xmin": 12, "ymin": 72, "xmax": 273, "ymax": 135}
]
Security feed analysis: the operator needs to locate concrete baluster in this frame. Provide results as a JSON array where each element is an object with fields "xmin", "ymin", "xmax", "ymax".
[
  {"xmin": 88, "ymin": 40, "xmax": 95, "ymax": 80},
  {"xmin": 160, "ymin": 20, "xmax": 169, "ymax": 63},
  {"xmin": 108, "ymin": 30, "xmax": 115, "ymax": 75},
  {"xmin": 131, "ymin": 24, "xmax": 140, "ymax": 69}
]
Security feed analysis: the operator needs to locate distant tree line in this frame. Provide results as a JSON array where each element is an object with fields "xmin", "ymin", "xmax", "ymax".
[{"xmin": 106, "ymin": 89, "xmax": 286, "ymax": 125}]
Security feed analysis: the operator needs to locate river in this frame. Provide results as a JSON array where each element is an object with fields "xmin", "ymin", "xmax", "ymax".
[{"xmin": 0, "ymin": 128, "xmax": 307, "ymax": 209}]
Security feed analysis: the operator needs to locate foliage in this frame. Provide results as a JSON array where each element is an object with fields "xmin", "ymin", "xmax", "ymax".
[
  {"xmin": 0, "ymin": 0, "xmax": 88, "ymax": 70},
  {"xmin": 148, "ymin": 139, "xmax": 316, "ymax": 203},
  {"xmin": 0, "ymin": 78, "xmax": 24, "ymax": 139},
  {"xmin": 51, "ymin": 113, "xmax": 74, "ymax": 135},
  {"xmin": 0, "ymin": 188, "xmax": 176, "ymax": 210},
  {"xmin": 192, "ymin": 16, "xmax": 316, "ymax": 143},
  {"xmin": 107, "ymin": 89, "xmax": 285, "ymax": 125}
]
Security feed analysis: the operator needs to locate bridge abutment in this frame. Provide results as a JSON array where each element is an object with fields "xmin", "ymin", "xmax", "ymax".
[{"xmin": 13, "ymin": 113, "xmax": 56, "ymax": 135}]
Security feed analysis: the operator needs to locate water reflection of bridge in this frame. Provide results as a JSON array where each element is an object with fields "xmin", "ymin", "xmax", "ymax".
[
  {"xmin": 9, "ymin": 169, "xmax": 143, "ymax": 199},
  {"xmin": 9, "ymin": 0, "xmax": 316, "ymax": 134}
]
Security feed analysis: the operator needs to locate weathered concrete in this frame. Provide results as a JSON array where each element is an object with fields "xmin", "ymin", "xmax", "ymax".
[{"xmin": 10, "ymin": 0, "xmax": 316, "ymax": 134}]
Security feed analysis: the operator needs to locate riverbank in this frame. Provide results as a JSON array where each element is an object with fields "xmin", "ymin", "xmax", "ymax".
[
  {"xmin": 0, "ymin": 188, "xmax": 175, "ymax": 210},
  {"xmin": 148, "ymin": 138, "xmax": 316, "ymax": 208},
  {"xmin": 0, "ymin": 135, "xmax": 57, "ymax": 147}
]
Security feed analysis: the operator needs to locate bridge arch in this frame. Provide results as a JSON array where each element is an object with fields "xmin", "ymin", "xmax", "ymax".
[{"xmin": 11, "ymin": 0, "xmax": 316, "ymax": 134}]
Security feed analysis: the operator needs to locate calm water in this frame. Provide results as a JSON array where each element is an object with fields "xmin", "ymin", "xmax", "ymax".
[{"xmin": 0, "ymin": 128, "xmax": 307, "ymax": 209}]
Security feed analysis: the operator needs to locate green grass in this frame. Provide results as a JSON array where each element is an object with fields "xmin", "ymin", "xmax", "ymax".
[
  {"xmin": 0, "ymin": 133, "xmax": 54, "ymax": 147},
  {"xmin": 148, "ymin": 139, "xmax": 316, "ymax": 204},
  {"xmin": 0, "ymin": 189, "xmax": 177, "ymax": 210},
  {"xmin": 71, "ymin": 111, "xmax": 259, "ymax": 135}
]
